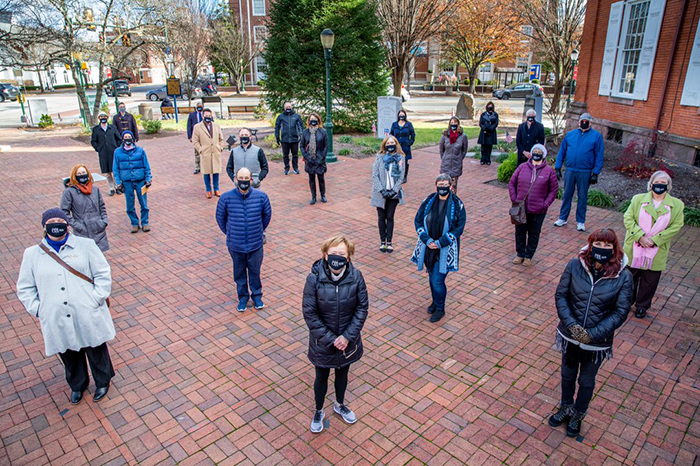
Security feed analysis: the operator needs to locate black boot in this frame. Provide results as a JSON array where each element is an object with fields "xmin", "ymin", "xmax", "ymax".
[
  {"xmin": 635, "ymin": 307, "xmax": 647, "ymax": 318},
  {"xmin": 427, "ymin": 303, "xmax": 436, "ymax": 314},
  {"xmin": 321, "ymin": 195, "xmax": 327, "ymax": 203},
  {"xmin": 429, "ymin": 309, "xmax": 445, "ymax": 322},
  {"xmin": 566, "ymin": 409, "xmax": 586, "ymax": 437},
  {"xmin": 548, "ymin": 403, "xmax": 574, "ymax": 427},
  {"xmin": 310, "ymin": 196, "xmax": 317, "ymax": 205}
]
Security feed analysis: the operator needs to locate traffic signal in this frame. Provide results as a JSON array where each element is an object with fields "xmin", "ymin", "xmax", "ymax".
[
  {"xmin": 83, "ymin": 8, "xmax": 95, "ymax": 30},
  {"xmin": 122, "ymin": 33, "xmax": 131, "ymax": 47}
]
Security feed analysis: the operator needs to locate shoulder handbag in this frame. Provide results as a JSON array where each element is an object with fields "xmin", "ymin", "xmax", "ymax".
[
  {"xmin": 39, "ymin": 243, "xmax": 111, "ymax": 307},
  {"xmin": 509, "ymin": 172, "xmax": 536, "ymax": 226}
]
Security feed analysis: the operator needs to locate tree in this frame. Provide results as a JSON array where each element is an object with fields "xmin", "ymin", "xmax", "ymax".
[
  {"xmin": 374, "ymin": 0, "xmax": 462, "ymax": 97},
  {"xmin": 442, "ymin": 0, "xmax": 521, "ymax": 94},
  {"xmin": 264, "ymin": 0, "xmax": 387, "ymax": 132},
  {"xmin": 208, "ymin": 2, "xmax": 258, "ymax": 93}
]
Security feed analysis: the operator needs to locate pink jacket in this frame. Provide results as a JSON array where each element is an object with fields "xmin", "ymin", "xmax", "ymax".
[{"xmin": 508, "ymin": 160, "xmax": 559, "ymax": 215}]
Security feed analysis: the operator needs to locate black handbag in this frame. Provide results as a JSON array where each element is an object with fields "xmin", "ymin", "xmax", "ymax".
[{"xmin": 509, "ymin": 176, "xmax": 535, "ymax": 225}]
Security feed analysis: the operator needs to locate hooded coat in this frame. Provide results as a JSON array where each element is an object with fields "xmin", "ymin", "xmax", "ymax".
[
  {"xmin": 439, "ymin": 130, "xmax": 469, "ymax": 178},
  {"xmin": 302, "ymin": 259, "xmax": 369, "ymax": 369},
  {"xmin": 60, "ymin": 185, "xmax": 109, "ymax": 251},
  {"xmin": 508, "ymin": 159, "xmax": 559, "ymax": 215},
  {"xmin": 113, "ymin": 132, "xmax": 152, "ymax": 185},
  {"xmin": 370, "ymin": 153, "xmax": 406, "ymax": 208}
]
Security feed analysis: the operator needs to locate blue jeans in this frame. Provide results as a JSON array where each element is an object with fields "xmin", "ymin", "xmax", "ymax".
[
  {"xmin": 229, "ymin": 247, "xmax": 263, "ymax": 301},
  {"xmin": 559, "ymin": 170, "xmax": 591, "ymax": 224},
  {"xmin": 203, "ymin": 173, "xmax": 219, "ymax": 192},
  {"xmin": 428, "ymin": 262, "xmax": 448, "ymax": 311},
  {"xmin": 123, "ymin": 180, "xmax": 149, "ymax": 226}
]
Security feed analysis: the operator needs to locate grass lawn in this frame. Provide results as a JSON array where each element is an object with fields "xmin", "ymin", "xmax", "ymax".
[{"xmin": 348, "ymin": 123, "xmax": 480, "ymax": 150}]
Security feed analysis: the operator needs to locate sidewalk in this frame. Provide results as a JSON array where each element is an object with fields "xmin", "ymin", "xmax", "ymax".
[{"xmin": 0, "ymin": 129, "xmax": 698, "ymax": 465}]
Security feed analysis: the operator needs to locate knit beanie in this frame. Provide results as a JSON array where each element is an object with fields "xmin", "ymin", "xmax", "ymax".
[{"xmin": 42, "ymin": 208, "xmax": 69, "ymax": 226}]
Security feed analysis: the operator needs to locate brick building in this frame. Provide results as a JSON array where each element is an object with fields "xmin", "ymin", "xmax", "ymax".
[
  {"xmin": 229, "ymin": 0, "xmax": 269, "ymax": 85},
  {"xmin": 570, "ymin": 0, "xmax": 700, "ymax": 165}
]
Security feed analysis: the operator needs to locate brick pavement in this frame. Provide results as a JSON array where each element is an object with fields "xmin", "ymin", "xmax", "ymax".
[{"xmin": 0, "ymin": 128, "xmax": 698, "ymax": 466}]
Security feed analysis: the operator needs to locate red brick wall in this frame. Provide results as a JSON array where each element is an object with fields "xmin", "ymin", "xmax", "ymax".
[{"xmin": 576, "ymin": 0, "xmax": 700, "ymax": 141}]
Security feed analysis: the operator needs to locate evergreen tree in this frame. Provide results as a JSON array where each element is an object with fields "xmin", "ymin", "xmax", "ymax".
[{"xmin": 264, "ymin": 0, "xmax": 387, "ymax": 132}]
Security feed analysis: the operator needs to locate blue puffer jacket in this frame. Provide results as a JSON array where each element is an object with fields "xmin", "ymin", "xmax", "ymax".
[
  {"xmin": 216, "ymin": 187, "xmax": 271, "ymax": 253},
  {"xmin": 113, "ymin": 146, "xmax": 151, "ymax": 185}
]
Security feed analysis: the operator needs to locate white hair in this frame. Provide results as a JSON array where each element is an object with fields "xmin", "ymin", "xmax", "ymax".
[
  {"xmin": 647, "ymin": 170, "xmax": 672, "ymax": 192},
  {"xmin": 530, "ymin": 143, "xmax": 547, "ymax": 158},
  {"xmin": 526, "ymin": 109, "xmax": 536, "ymax": 117}
]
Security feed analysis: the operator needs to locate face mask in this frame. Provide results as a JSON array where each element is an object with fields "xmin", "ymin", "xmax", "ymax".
[
  {"xmin": 527, "ymin": 116, "xmax": 535, "ymax": 122},
  {"xmin": 437, "ymin": 186, "xmax": 450, "ymax": 196},
  {"xmin": 46, "ymin": 222, "xmax": 68, "ymax": 238},
  {"xmin": 237, "ymin": 179, "xmax": 251, "ymax": 191},
  {"xmin": 197, "ymin": 107, "xmax": 203, "ymax": 112},
  {"xmin": 203, "ymin": 116, "xmax": 212, "ymax": 123},
  {"xmin": 99, "ymin": 118, "xmax": 108, "ymax": 124},
  {"xmin": 310, "ymin": 120, "xmax": 318, "ymax": 126},
  {"xmin": 531, "ymin": 152, "xmax": 544, "ymax": 161},
  {"xmin": 399, "ymin": 115, "xmax": 406, "ymax": 121},
  {"xmin": 76, "ymin": 174, "xmax": 90, "ymax": 185},
  {"xmin": 591, "ymin": 246, "xmax": 613, "ymax": 264},
  {"xmin": 580, "ymin": 120, "xmax": 590, "ymax": 130},
  {"xmin": 119, "ymin": 108, "xmax": 125, "ymax": 114},
  {"xmin": 284, "ymin": 108, "xmax": 292, "ymax": 114},
  {"xmin": 240, "ymin": 137, "xmax": 250, "ymax": 145},
  {"xmin": 327, "ymin": 254, "xmax": 348, "ymax": 271},
  {"xmin": 450, "ymin": 124, "xmax": 458, "ymax": 131},
  {"xmin": 487, "ymin": 107, "xmax": 494, "ymax": 112},
  {"xmin": 386, "ymin": 145, "xmax": 397, "ymax": 153},
  {"xmin": 651, "ymin": 183, "xmax": 668, "ymax": 195},
  {"xmin": 123, "ymin": 139, "xmax": 133, "ymax": 146}
]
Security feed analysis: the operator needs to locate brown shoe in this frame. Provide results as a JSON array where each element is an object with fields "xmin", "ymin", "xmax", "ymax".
[
  {"xmin": 141, "ymin": 225, "xmax": 151, "ymax": 232},
  {"xmin": 522, "ymin": 258, "xmax": 533, "ymax": 267},
  {"xmin": 214, "ymin": 190, "xmax": 221, "ymax": 197},
  {"xmin": 513, "ymin": 256, "xmax": 524, "ymax": 265},
  {"xmin": 130, "ymin": 226, "xmax": 139, "ymax": 233},
  {"xmin": 206, "ymin": 191, "xmax": 212, "ymax": 199}
]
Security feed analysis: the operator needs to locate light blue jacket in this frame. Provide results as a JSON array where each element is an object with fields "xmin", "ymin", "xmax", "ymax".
[{"xmin": 555, "ymin": 128, "xmax": 604, "ymax": 174}]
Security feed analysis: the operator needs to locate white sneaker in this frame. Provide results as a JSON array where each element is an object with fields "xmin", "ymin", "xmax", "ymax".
[
  {"xmin": 334, "ymin": 402, "xmax": 357, "ymax": 424},
  {"xmin": 310, "ymin": 409, "xmax": 324, "ymax": 433},
  {"xmin": 577, "ymin": 222, "xmax": 586, "ymax": 231},
  {"xmin": 554, "ymin": 219, "xmax": 567, "ymax": 227}
]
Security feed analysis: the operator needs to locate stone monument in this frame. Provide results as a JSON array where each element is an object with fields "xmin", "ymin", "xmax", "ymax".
[
  {"xmin": 377, "ymin": 96, "xmax": 402, "ymax": 139},
  {"xmin": 455, "ymin": 93, "xmax": 475, "ymax": 120}
]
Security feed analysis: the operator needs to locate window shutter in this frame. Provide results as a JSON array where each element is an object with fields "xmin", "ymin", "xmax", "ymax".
[
  {"xmin": 632, "ymin": 0, "xmax": 666, "ymax": 101},
  {"xmin": 680, "ymin": 19, "xmax": 700, "ymax": 107},
  {"xmin": 599, "ymin": 2, "xmax": 625, "ymax": 96}
]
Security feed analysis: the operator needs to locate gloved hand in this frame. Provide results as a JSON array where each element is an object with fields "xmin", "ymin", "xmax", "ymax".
[
  {"xmin": 556, "ymin": 169, "xmax": 563, "ymax": 181},
  {"xmin": 115, "ymin": 184, "xmax": 125, "ymax": 195},
  {"xmin": 568, "ymin": 324, "xmax": 591, "ymax": 343},
  {"xmin": 380, "ymin": 189, "xmax": 389, "ymax": 198},
  {"xmin": 388, "ymin": 189, "xmax": 399, "ymax": 199},
  {"xmin": 145, "ymin": 180, "xmax": 152, "ymax": 188},
  {"xmin": 590, "ymin": 173, "xmax": 598, "ymax": 185}
]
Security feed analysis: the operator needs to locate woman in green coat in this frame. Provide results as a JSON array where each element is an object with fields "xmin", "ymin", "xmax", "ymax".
[{"xmin": 623, "ymin": 171, "xmax": 684, "ymax": 319}]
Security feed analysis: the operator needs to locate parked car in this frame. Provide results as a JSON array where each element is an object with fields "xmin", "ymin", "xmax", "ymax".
[
  {"xmin": 105, "ymin": 79, "xmax": 131, "ymax": 97},
  {"xmin": 0, "ymin": 83, "xmax": 20, "ymax": 102},
  {"xmin": 146, "ymin": 86, "xmax": 185, "ymax": 101},
  {"xmin": 492, "ymin": 82, "xmax": 543, "ymax": 100},
  {"xmin": 388, "ymin": 84, "xmax": 411, "ymax": 102}
]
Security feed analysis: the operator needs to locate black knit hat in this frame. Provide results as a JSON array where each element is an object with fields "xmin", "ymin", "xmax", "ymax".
[{"xmin": 42, "ymin": 208, "xmax": 69, "ymax": 226}]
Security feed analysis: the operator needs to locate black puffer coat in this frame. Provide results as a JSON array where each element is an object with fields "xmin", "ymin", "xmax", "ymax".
[
  {"xmin": 303, "ymin": 259, "xmax": 369, "ymax": 369},
  {"xmin": 556, "ymin": 254, "xmax": 633, "ymax": 349}
]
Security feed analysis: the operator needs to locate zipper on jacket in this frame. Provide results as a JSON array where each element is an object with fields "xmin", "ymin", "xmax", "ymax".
[{"xmin": 336, "ymin": 285, "xmax": 341, "ymax": 367}]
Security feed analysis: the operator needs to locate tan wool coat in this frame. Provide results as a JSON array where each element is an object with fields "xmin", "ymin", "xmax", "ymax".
[{"xmin": 192, "ymin": 121, "xmax": 224, "ymax": 175}]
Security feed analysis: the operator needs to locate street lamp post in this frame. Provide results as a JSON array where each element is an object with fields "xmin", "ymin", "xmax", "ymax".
[
  {"xmin": 567, "ymin": 49, "xmax": 579, "ymax": 106},
  {"xmin": 321, "ymin": 29, "xmax": 337, "ymax": 163}
]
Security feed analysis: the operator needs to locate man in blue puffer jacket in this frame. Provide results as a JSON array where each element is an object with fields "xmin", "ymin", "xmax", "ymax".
[
  {"xmin": 216, "ymin": 167, "xmax": 272, "ymax": 312},
  {"xmin": 554, "ymin": 113, "xmax": 604, "ymax": 232},
  {"xmin": 113, "ymin": 130, "xmax": 152, "ymax": 233}
]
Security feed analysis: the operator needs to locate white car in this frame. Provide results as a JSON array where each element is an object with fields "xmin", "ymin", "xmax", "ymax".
[{"xmin": 388, "ymin": 84, "xmax": 410, "ymax": 102}]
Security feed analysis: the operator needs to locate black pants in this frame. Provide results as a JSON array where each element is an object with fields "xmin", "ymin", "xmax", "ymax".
[
  {"xmin": 481, "ymin": 144, "xmax": 493, "ymax": 164},
  {"xmin": 560, "ymin": 346, "xmax": 603, "ymax": 413},
  {"xmin": 404, "ymin": 161, "xmax": 410, "ymax": 182},
  {"xmin": 514, "ymin": 212, "xmax": 546, "ymax": 259},
  {"xmin": 281, "ymin": 142, "xmax": 299, "ymax": 171},
  {"xmin": 377, "ymin": 198, "xmax": 399, "ymax": 243},
  {"xmin": 314, "ymin": 365, "xmax": 350, "ymax": 411},
  {"xmin": 309, "ymin": 173, "xmax": 326, "ymax": 197},
  {"xmin": 630, "ymin": 267, "xmax": 662, "ymax": 311},
  {"xmin": 58, "ymin": 342, "xmax": 115, "ymax": 392}
]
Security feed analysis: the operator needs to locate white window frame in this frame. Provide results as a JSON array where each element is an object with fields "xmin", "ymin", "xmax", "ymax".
[
  {"xmin": 254, "ymin": 56, "xmax": 267, "ymax": 82},
  {"xmin": 253, "ymin": 25, "xmax": 267, "ymax": 43},
  {"xmin": 613, "ymin": 0, "xmax": 650, "ymax": 97},
  {"xmin": 680, "ymin": 19, "xmax": 700, "ymax": 107},
  {"xmin": 252, "ymin": 0, "xmax": 265, "ymax": 16}
]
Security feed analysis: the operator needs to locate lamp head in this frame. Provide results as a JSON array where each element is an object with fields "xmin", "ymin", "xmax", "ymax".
[
  {"xmin": 320, "ymin": 29, "xmax": 335, "ymax": 50},
  {"xmin": 570, "ymin": 49, "xmax": 579, "ymax": 61}
]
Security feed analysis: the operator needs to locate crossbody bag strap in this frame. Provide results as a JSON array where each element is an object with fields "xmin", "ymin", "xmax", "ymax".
[
  {"xmin": 522, "ymin": 169, "xmax": 537, "ymax": 202},
  {"xmin": 39, "ymin": 243, "xmax": 94, "ymax": 284}
]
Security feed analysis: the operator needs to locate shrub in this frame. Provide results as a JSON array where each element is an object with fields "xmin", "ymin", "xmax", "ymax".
[
  {"xmin": 496, "ymin": 141, "xmax": 516, "ymax": 152},
  {"xmin": 470, "ymin": 152, "xmax": 481, "ymax": 159},
  {"xmin": 556, "ymin": 187, "xmax": 563, "ymax": 200},
  {"xmin": 614, "ymin": 139, "xmax": 674, "ymax": 179},
  {"xmin": 338, "ymin": 148, "xmax": 351, "ymax": 156},
  {"xmin": 361, "ymin": 147, "xmax": 376, "ymax": 155},
  {"xmin": 264, "ymin": 134, "xmax": 280, "ymax": 149},
  {"xmin": 684, "ymin": 207, "xmax": 700, "ymax": 228},
  {"xmin": 142, "ymin": 120, "xmax": 162, "ymax": 134},
  {"xmin": 38, "ymin": 114, "xmax": 54, "ymax": 128},
  {"xmin": 268, "ymin": 152, "xmax": 283, "ymax": 161},
  {"xmin": 497, "ymin": 152, "xmax": 518, "ymax": 182},
  {"xmin": 254, "ymin": 100, "xmax": 269, "ymax": 120},
  {"xmin": 617, "ymin": 199, "xmax": 632, "ymax": 213},
  {"xmin": 531, "ymin": 79, "xmax": 540, "ymax": 84},
  {"xmin": 339, "ymin": 135, "xmax": 353, "ymax": 144},
  {"xmin": 587, "ymin": 189, "xmax": 615, "ymax": 208},
  {"xmin": 496, "ymin": 153, "xmax": 510, "ymax": 163}
]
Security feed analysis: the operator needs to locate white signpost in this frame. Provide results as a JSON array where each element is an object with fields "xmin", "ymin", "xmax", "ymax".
[{"xmin": 377, "ymin": 96, "xmax": 402, "ymax": 140}]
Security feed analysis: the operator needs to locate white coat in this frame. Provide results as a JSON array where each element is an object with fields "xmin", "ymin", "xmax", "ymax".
[{"xmin": 16, "ymin": 234, "xmax": 116, "ymax": 356}]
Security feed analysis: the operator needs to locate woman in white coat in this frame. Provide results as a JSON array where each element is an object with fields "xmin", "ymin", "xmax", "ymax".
[{"xmin": 16, "ymin": 208, "xmax": 116, "ymax": 404}]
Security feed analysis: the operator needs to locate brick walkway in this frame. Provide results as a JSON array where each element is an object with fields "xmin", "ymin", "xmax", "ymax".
[{"xmin": 0, "ymin": 128, "xmax": 698, "ymax": 466}]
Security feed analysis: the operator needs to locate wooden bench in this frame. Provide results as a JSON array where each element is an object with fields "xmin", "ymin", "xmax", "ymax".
[
  {"xmin": 227, "ymin": 105, "xmax": 255, "ymax": 114},
  {"xmin": 162, "ymin": 106, "xmax": 195, "ymax": 115}
]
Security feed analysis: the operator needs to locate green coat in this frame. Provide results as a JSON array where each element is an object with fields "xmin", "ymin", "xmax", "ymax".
[{"xmin": 623, "ymin": 192, "xmax": 685, "ymax": 271}]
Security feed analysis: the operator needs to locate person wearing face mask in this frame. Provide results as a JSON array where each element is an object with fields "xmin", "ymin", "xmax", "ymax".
[
  {"xmin": 192, "ymin": 109, "xmax": 225, "ymax": 198},
  {"xmin": 216, "ymin": 168, "xmax": 272, "ymax": 312},
  {"xmin": 90, "ymin": 111, "xmax": 121, "ymax": 196},
  {"xmin": 554, "ymin": 113, "xmax": 605, "ymax": 232},
  {"xmin": 623, "ymin": 171, "xmax": 684, "ymax": 319},
  {"xmin": 478, "ymin": 102, "xmax": 499, "ymax": 165},
  {"xmin": 300, "ymin": 113, "xmax": 329, "ymax": 204},
  {"xmin": 515, "ymin": 109, "xmax": 545, "ymax": 166},
  {"xmin": 551, "ymin": 228, "xmax": 632, "ymax": 438},
  {"xmin": 274, "ymin": 102, "xmax": 304, "ymax": 175},
  {"xmin": 60, "ymin": 164, "xmax": 109, "ymax": 252},
  {"xmin": 187, "ymin": 102, "xmax": 205, "ymax": 174},
  {"xmin": 16, "ymin": 208, "xmax": 116, "ymax": 405},
  {"xmin": 438, "ymin": 117, "xmax": 469, "ymax": 192},
  {"xmin": 303, "ymin": 236, "xmax": 368, "ymax": 433},
  {"xmin": 226, "ymin": 127, "xmax": 269, "ymax": 188},
  {"xmin": 112, "ymin": 102, "xmax": 139, "ymax": 142},
  {"xmin": 411, "ymin": 174, "xmax": 466, "ymax": 323},
  {"xmin": 390, "ymin": 110, "xmax": 415, "ymax": 182},
  {"xmin": 508, "ymin": 144, "xmax": 558, "ymax": 266},
  {"xmin": 370, "ymin": 136, "xmax": 406, "ymax": 253},
  {"xmin": 113, "ymin": 130, "xmax": 152, "ymax": 233}
]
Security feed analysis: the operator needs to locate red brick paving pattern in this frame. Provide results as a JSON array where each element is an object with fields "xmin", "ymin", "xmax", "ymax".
[{"xmin": 0, "ymin": 128, "xmax": 698, "ymax": 466}]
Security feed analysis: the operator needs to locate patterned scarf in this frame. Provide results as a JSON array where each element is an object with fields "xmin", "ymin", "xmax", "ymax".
[
  {"xmin": 382, "ymin": 153, "xmax": 402, "ymax": 181},
  {"xmin": 308, "ymin": 127, "xmax": 318, "ymax": 160}
]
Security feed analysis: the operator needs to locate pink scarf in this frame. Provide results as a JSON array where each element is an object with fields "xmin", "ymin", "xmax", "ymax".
[{"xmin": 631, "ymin": 202, "xmax": 672, "ymax": 270}]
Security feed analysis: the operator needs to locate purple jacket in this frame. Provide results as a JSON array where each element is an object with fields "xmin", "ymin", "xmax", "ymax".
[{"xmin": 508, "ymin": 160, "xmax": 559, "ymax": 214}]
